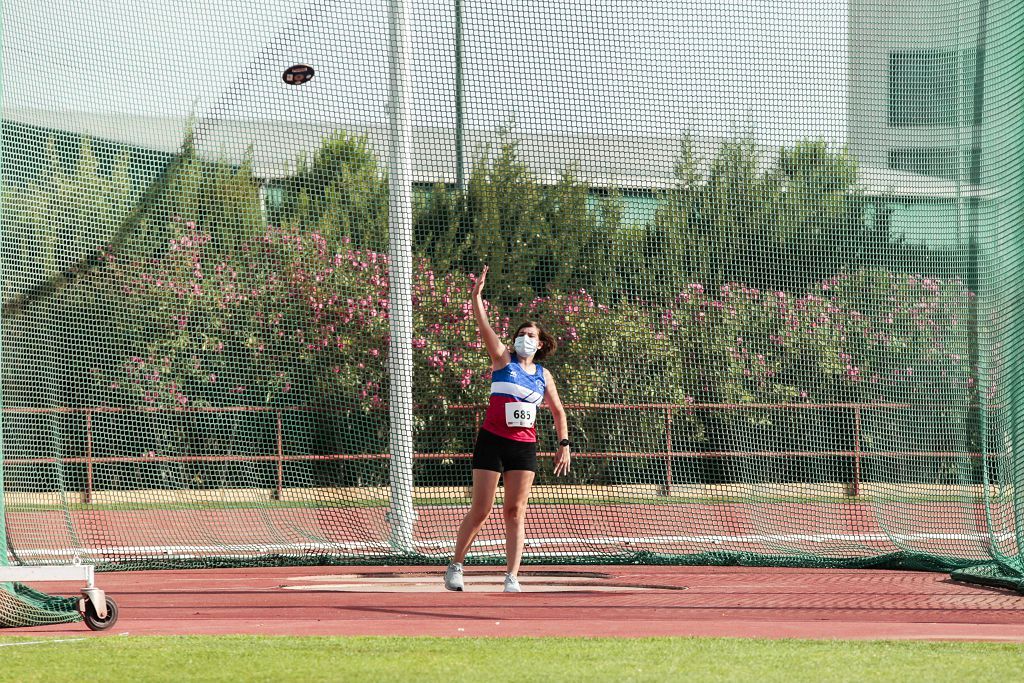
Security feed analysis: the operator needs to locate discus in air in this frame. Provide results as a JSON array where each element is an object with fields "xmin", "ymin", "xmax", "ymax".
[{"xmin": 283, "ymin": 64, "xmax": 315, "ymax": 85}]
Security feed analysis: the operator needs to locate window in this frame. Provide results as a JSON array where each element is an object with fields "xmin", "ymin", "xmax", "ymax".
[
  {"xmin": 888, "ymin": 146, "xmax": 980, "ymax": 182},
  {"xmin": 889, "ymin": 49, "xmax": 982, "ymax": 127},
  {"xmin": 262, "ymin": 184, "xmax": 285, "ymax": 209}
]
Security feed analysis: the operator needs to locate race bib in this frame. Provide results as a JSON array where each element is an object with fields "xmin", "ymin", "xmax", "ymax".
[{"xmin": 505, "ymin": 402, "xmax": 537, "ymax": 428}]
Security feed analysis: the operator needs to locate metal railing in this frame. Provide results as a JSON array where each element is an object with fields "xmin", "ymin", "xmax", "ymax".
[{"xmin": 2, "ymin": 402, "xmax": 980, "ymax": 502}]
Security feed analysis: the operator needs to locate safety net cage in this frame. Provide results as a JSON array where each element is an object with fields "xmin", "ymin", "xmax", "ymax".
[{"xmin": 1, "ymin": 0, "xmax": 1023, "ymax": 626}]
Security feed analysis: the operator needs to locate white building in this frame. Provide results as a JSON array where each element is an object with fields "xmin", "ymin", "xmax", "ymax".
[{"xmin": 847, "ymin": 0, "xmax": 985, "ymax": 246}]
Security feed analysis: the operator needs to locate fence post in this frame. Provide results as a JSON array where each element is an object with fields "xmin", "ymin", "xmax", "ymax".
[
  {"xmin": 661, "ymin": 407, "xmax": 673, "ymax": 496},
  {"xmin": 274, "ymin": 411, "xmax": 284, "ymax": 501},
  {"xmin": 852, "ymin": 406, "xmax": 862, "ymax": 497},
  {"xmin": 85, "ymin": 410, "xmax": 94, "ymax": 504}
]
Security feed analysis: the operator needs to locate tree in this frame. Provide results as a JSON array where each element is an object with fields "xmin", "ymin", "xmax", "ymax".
[
  {"xmin": 650, "ymin": 137, "xmax": 871, "ymax": 296},
  {"xmin": 272, "ymin": 132, "xmax": 389, "ymax": 251}
]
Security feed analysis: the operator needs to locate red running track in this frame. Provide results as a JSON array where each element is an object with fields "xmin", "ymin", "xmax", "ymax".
[
  {"xmin": 6, "ymin": 501, "xmax": 998, "ymax": 563},
  {"xmin": 5, "ymin": 565, "xmax": 1024, "ymax": 640}
]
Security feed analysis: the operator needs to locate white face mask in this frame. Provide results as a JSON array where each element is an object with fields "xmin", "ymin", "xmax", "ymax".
[{"xmin": 514, "ymin": 335, "xmax": 539, "ymax": 358}]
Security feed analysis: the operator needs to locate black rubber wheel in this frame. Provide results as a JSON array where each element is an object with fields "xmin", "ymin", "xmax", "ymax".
[{"xmin": 83, "ymin": 597, "xmax": 118, "ymax": 631}]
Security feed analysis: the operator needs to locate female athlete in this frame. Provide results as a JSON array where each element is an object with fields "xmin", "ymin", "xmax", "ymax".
[{"xmin": 444, "ymin": 266, "xmax": 572, "ymax": 592}]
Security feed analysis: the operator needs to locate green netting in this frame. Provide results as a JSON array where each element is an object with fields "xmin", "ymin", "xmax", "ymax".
[
  {"xmin": 2, "ymin": 0, "xmax": 1024, "ymax": 626},
  {"xmin": 0, "ymin": 6, "xmax": 81, "ymax": 626}
]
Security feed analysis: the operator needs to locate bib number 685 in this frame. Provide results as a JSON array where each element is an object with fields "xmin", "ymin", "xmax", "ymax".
[{"xmin": 505, "ymin": 402, "xmax": 537, "ymax": 428}]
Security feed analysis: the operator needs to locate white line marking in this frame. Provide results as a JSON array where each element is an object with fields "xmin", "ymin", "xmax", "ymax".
[
  {"xmin": 0, "ymin": 639, "xmax": 87, "ymax": 648},
  {"xmin": 6, "ymin": 531, "xmax": 1007, "ymax": 563}
]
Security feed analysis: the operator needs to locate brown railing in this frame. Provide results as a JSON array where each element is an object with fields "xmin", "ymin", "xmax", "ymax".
[{"xmin": 2, "ymin": 402, "xmax": 980, "ymax": 502}]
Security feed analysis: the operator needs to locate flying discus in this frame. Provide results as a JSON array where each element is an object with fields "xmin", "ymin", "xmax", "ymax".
[{"xmin": 283, "ymin": 64, "xmax": 315, "ymax": 85}]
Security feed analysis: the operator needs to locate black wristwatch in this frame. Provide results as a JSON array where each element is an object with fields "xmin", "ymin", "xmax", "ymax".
[{"xmin": 558, "ymin": 438, "xmax": 572, "ymax": 448}]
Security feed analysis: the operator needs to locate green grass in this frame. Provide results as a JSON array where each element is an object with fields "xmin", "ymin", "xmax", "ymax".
[{"xmin": 0, "ymin": 636, "xmax": 1022, "ymax": 682}]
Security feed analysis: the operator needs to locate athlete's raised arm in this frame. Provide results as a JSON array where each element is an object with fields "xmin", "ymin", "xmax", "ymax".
[{"xmin": 471, "ymin": 266, "xmax": 510, "ymax": 368}]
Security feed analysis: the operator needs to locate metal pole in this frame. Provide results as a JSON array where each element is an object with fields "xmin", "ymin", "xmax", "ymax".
[
  {"xmin": 387, "ymin": 0, "xmax": 417, "ymax": 554},
  {"xmin": 275, "ymin": 411, "xmax": 284, "ymax": 502},
  {"xmin": 663, "ymin": 407, "xmax": 673, "ymax": 496},
  {"xmin": 455, "ymin": 0, "xmax": 466, "ymax": 191},
  {"xmin": 85, "ymin": 412, "xmax": 94, "ymax": 504},
  {"xmin": 852, "ymin": 406, "xmax": 862, "ymax": 497}
]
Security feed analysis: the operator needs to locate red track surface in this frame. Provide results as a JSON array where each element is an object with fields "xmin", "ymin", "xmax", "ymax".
[
  {"xmin": 7, "ymin": 501, "xmax": 998, "ymax": 561},
  {"xmin": 5, "ymin": 565, "xmax": 1024, "ymax": 640}
]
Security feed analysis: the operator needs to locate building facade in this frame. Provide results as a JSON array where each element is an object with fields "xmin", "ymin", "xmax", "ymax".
[{"xmin": 847, "ymin": 0, "xmax": 985, "ymax": 246}]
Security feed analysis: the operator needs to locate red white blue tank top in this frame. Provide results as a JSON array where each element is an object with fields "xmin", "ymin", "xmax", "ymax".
[{"xmin": 481, "ymin": 359, "xmax": 547, "ymax": 442}]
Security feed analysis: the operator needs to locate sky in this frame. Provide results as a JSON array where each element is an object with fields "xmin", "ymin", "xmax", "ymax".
[{"xmin": 2, "ymin": 0, "xmax": 849, "ymax": 146}]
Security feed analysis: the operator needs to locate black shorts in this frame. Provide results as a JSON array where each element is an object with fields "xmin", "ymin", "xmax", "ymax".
[{"xmin": 472, "ymin": 428, "xmax": 538, "ymax": 473}]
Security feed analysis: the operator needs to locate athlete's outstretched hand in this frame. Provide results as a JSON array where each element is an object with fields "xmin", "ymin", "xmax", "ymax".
[{"xmin": 471, "ymin": 265, "xmax": 488, "ymax": 299}]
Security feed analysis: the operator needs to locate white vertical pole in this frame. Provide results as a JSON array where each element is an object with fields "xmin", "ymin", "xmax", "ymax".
[
  {"xmin": 455, "ymin": 0, "xmax": 466, "ymax": 190},
  {"xmin": 387, "ymin": 0, "xmax": 416, "ymax": 553},
  {"xmin": 0, "ymin": 18, "xmax": 8, "ymax": 564}
]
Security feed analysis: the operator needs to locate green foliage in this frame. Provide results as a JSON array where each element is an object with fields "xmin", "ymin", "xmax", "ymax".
[
  {"xmin": 416, "ymin": 135, "xmax": 621, "ymax": 308},
  {"xmin": 462, "ymin": 136, "xmax": 549, "ymax": 306},
  {"xmin": 133, "ymin": 133, "xmax": 264, "ymax": 259},
  {"xmin": 0, "ymin": 126, "xmax": 982, "ymax": 488},
  {"xmin": 257, "ymin": 130, "xmax": 893, "ymax": 314},
  {"xmin": 413, "ymin": 181, "xmax": 468, "ymax": 272},
  {"xmin": 271, "ymin": 131, "xmax": 389, "ymax": 251},
  {"xmin": 535, "ymin": 168, "xmax": 617, "ymax": 302},
  {"xmin": 0, "ymin": 136, "xmax": 137, "ymax": 293},
  {"xmin": 0, "ymin": 133, "xmax": 146, "ymax": 414},
  {"xmin": 650, "ymin": 137, "xmax": 873, "ymax": 299}
]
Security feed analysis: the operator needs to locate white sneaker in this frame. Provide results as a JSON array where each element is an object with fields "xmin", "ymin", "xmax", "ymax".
[
  {"xmin": 503, "ymin": 573, "xmax": 522, "ymax": 593},
  {"xmin": 444, "ymin": 563, "xmax": 464, "ymax": 591}
]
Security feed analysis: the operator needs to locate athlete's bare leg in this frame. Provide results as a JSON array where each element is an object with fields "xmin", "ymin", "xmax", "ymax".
[
  {"xmin": 452, "ymin": 469, "xmax": 501, "ymax": 564},
  {"xmin": 501, "ymin": 469, "xmax": 535, "ymax": 576}
]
